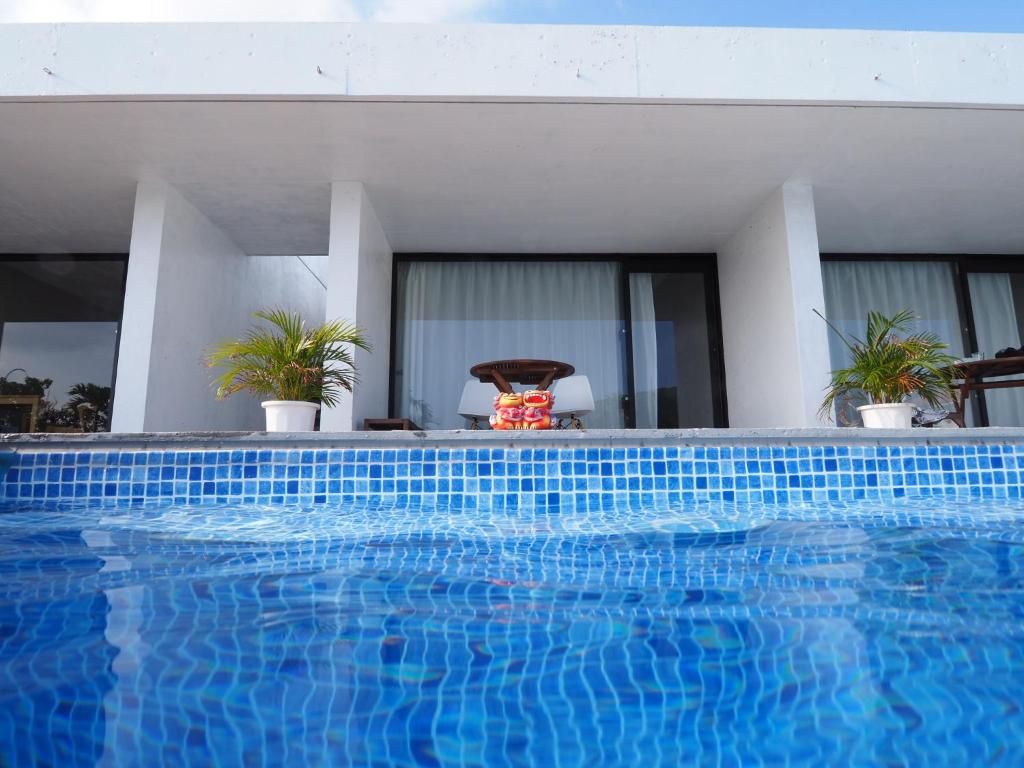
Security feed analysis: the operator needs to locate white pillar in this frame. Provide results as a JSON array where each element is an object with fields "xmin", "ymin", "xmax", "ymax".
[
  {"xmin": 110, "ymin": 182, "xmax": 164, "ymax": 433},
  {"xmin": 112, "ymin": 180, "xmax": 260, "ymax": 432},
  {"xmin": 717, "ymin": 183, "xmax": 831, "ymax": 427},
  {"xmin": 111, "ymin": 181, "xmax": 327, "ymax": 432},
  {"xmin": 321, "ymin": 182, "xmax": 394, "ymax": 432}
]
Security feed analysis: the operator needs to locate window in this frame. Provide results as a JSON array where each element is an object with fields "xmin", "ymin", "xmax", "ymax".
[
  {"xmin": 965, "ymin": 268, "xmax": 1024, "ymax": 426},
  {"xmin": 391, "ymin": 256, "xmax": 727, "ymax": 429},
  {"xmin": 0, "ymin": 256, "xmax": 127, "ymax": 433},
  {"xmin": 821, "ymin": 255, "xmax": 1024, "ymax": 427}
]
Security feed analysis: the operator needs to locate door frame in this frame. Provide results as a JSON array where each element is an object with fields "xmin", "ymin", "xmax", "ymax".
[{"xmin": 388, "ymin": 253, "xmax": 729, "ymax": 428}]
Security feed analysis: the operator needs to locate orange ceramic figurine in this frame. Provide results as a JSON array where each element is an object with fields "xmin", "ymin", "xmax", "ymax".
[
  {"xmin": 490, "ymin": 392, "xmax": 525, "ymax": 430},
  {"xmin": 522, "ymin": 390, "xmax": 555, "ymax": 430}
]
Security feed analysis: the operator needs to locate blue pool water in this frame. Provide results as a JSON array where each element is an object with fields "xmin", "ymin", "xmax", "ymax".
[{"xmin": 2, "ymin": 497, "xmax": 1023, "ymax": 766}]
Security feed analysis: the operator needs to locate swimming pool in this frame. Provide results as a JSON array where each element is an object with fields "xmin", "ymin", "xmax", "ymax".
[{"xmin": 2, "ymin": 495, "xmax": 1022, "ymax": 766}]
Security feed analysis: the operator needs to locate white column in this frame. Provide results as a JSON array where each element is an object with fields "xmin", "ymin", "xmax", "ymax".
[
  {"xmin": 321, "ymin": 182, "xmax": 394, "ymax": 432},
  {"xmin": 110, "ymin": 183, "xmax": 165, "ymax": 433},
  {"xmin": 111, "ymin": 181, "xmax": 327, "ymax": 432},
  {"xmin": 717, "ymin": 183, "xmax": 831, "ymax": 427}
]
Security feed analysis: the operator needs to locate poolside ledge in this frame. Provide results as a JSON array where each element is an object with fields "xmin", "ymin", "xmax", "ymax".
[{"xmin": 3, "ymin": 428, "xmax": 1024, "ymax": 450}]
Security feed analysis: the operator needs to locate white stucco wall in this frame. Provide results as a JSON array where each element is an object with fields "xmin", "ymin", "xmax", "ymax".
[
  {"xmin": 717, "ymin": 184, "xmax": 832, "ymax": 427},
  {"xmin": 321, "ymin": 182, "xmax": 393, "ymax": 432},
  {"xmin": 111, "ymin": 181, "xmax": 326, "ymax": 432},
  {"xmin": 3, "ymin": 23, "xmax": 1024, "ymax": 109}
]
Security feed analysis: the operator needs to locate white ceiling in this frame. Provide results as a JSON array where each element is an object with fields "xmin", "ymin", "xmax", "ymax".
[{"xmin": 1, "ymin": 99, "xmax": 1024, "ymax": 255}]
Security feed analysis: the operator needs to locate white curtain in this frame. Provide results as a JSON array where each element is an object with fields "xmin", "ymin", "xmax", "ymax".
[
  {"xmin": 821, "ymin": 261, "xmax": 965, "ymax": 422},
  {"xmin": 629, "ymin": 274, "xmax": 659, "ymax": 428},
  {"xmin": 967, "ymin": 273, "xmax": 1024, "ymax": 426},
  {"xmin": 395, "ymin": 261, "xmax": 626, "ymax": 429}
]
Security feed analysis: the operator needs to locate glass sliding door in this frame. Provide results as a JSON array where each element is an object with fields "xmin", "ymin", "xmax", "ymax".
[
  {"xmin": 627, "ymin": 270, "xmax": 723, "ymax": 428},
  {"xmin": 965, "ymin": 269, "xmax": 1024, "ymax": 426},
  {"xmin": 391, "ymin": 255, "xmax": 729, "ymax": 430},
  {"xmin": 821, "ymin": 255, "xmax": 1024, "ymax": 427},
  {"xmin": 820, "ymin": 259, "xmax": 966, "ymax": 424},
  {"xmin": 394, "ymin": 260, "xmax": 628, "ymax": 429},
  {"xmin": 0, "ymin": 256, "xmax": 127, "ymax": 433}
]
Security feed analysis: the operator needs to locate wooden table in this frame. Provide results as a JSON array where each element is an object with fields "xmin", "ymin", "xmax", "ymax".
[
  {"xmin": 470, "ymin": 359, "xmax": 575, "ymax": 393},
  {"xmin": 947, "ymin": 356, "xmax": 1024, "ymax": 427}
]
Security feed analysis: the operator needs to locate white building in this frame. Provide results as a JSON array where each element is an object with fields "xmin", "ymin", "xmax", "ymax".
[{"xmin": 1, "ymin": 22, "xmax": 1023, "ymax": 432}]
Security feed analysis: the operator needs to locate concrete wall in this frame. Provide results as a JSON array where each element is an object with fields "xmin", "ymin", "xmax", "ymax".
[
  {"xmin": 3, "ymin": 23, "xmax": 1024, "ymax": 109},
  {"xmin": 321, "ymin": 182, "xmax": 393, "ymax": 432},
  {"xmin": 717, "ymin": 184, "xmax": 832, "ymax": 428},
  {"xmin": 111, "ymin": 182, "xmax": 326, "ymax": 432}
]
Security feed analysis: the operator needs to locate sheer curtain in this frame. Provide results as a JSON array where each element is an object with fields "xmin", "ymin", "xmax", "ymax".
[
  {"xmin": 967, "ymin": 273, "xmax": 1024, "ymax": 426},
  {"xmin": 629, "ymin": 274, "xmax": 659, "ymax": 428},
  {"xmin": 821, "ymin": 260, "xmax": 965, "ymax": 422},
  {"xmin": 395, "ymin": 261, "xmax": 626, "ymax": 429}
]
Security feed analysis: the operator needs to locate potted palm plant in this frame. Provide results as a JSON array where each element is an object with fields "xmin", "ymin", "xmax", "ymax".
[
  {"xmin": 818, "ymin": 309, "xmax": 961, "ymax": 429},
  {"xmin": 208, "ymin": 309, "xmax": 370, "ymax": 432}
]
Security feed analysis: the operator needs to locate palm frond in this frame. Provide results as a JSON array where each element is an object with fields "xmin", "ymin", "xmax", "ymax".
[
  {"xmin": 66, "ymin": 382, "xmax": 111, "ymax": 412},
  {"xmin": 812, "ymin": 308, "xmax": 865, "ymax": 356}
]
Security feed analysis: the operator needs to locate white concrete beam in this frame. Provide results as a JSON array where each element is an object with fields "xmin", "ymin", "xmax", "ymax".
[
  {"xmin": 321, "ymin": 182, "xmax": 393, "ymax": 432},
  {"xmin": 3, "ymin": 24, "xmax": 1024, "ymax": 109},
  {"xmin": 717, "ymin": 184, "xmax": 832, "ymax": 427}
]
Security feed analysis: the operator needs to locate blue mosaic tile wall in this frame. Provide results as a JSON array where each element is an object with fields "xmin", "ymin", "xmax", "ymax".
[{"xmin": 3, "ymin": 442, "xmax": 1024, "ymax": 507}]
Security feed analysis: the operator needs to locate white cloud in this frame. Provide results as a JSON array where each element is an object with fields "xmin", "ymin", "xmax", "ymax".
[
  {"xmin": 0, "ymin": 0, "xmax": 495, "ymax": 23},
  {"xmin": 370, "ymin": 0, "xmax": 494, "ymax": 23}
]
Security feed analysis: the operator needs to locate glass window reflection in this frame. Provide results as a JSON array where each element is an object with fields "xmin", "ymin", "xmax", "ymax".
[{"xmin": 0, "ymin": 257, "xmax": 126, "ymax": 433}]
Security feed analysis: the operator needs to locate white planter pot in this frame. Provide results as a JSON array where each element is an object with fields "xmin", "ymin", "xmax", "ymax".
[
  {"xmin": 856, "ymin": 402, "xmax": 916, "ymax": 429},
  {"xmin": 261, "ymin": 400, "xmax": 320, "ymax": 432}
]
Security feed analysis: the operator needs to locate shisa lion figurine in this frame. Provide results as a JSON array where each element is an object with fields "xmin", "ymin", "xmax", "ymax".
[
  {"xmin": 490, "ymin": 390, "xmax": 555, "ymax": 430},
  {"xmin": 490, "ymin": 392, "xmax": 524, "ymax": 430},
  {"xmin": 522, "ymin": 389, "xmax": 555, "ymax": 430}
]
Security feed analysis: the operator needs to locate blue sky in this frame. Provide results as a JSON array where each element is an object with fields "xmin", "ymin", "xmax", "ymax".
[
  {"xmin": 6, "ymin": 0, "xmax": 1024, "ymax": 31},
  {"xmin": 484, "ymin": 1, "xmax": 1024, "ymax": 33}
]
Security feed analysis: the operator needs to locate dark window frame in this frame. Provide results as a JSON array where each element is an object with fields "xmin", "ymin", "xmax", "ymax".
[
  {"xmin": 389, "ymin": 253, "xmax": 729, "ymax": 428},
  {"xmin": 820, "ymin": 253, "xmax": 1024, "ymax": 426},
  {"xmin": 0, "ymin": 253, "xmax": 130, "ymax": 430}
]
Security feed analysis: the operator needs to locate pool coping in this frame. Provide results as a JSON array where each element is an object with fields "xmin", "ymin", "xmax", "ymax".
[{"xmin": 4, "ymin": 427, "xmax": 1024, "ymax": 451}]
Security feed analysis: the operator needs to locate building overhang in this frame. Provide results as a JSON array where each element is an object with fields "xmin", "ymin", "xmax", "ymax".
[{"xmin": 1, "ymin": 22, "xmax": 1024, "ymax": 256}]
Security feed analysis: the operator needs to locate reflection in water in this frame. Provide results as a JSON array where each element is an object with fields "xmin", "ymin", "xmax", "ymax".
[
  {"xmin": 0, "ymin": 535, "xmax": 115, "ymax": 766},
  {"xmin": 1, "ymin": 498, "xmax": 1023, "ymax": 766},
  {"xmin": 82, "ymin": 530, "xmax": 149, "ymax": 768},
  {"xmin": 98, "ymin": 585, "xmax": 146, "ymax": 768}
]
